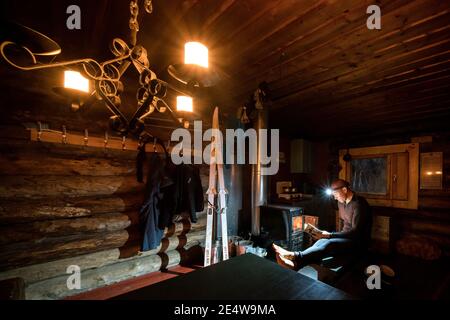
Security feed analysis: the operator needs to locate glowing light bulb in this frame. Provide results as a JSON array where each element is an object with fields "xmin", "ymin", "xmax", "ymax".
[
  {"xmin": 325, "ymin": 188, "xmax": 332, "ymax": 196},
  {"xmin": 176, "ymin": 96, "xmax": 193, "ymax": 112},
  {"xmin": 184, "ymin": 42, "xmax": 208, "ymax": 68},
  {"xmin": 64, "ymin": 71, "xmax": 89, "ymax": 93}
]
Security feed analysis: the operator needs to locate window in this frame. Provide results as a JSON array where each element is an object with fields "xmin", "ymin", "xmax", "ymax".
[{"xmin": 339, "ymin": 143, "xmax": 419, "ymax": 209}]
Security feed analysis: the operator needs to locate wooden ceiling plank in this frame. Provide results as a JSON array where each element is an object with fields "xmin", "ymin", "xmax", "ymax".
[
  {"xmin": 228, "ymin": 0, "xmax": 421, "ymax": 97},
  {"xmin": 229, "ymin": 0, "xmax": 391, "ymax": 78},
  {"xmin": 202, "ymin": 0, "xmax": 280, "ymax": 47},
  {"xmin": 273, "ymin": 30, "xmax": 450, "ymax": 110},
  {"xmin": 323, "ymin": 54, "xmax": 450, "ymax": 102},
  {"xmin": 331, "ymin": 49, "xmax": 450, "ymax": 93},
  {"xmin": 322, "ymin": 96, "xmax": 450, "ymax": 123},
  {"xmin": 220, "ymin": 0, "xmax": 326, "ymax": 68},
  {"xmin": 278, "ymin": 72, "xmax": 450, "ymax": 120},
  {"xmin": 270, "ymin": 11, "xmax": 450, "ymax": 102},
  {"xmin": 298, "ymin": 72, "xmax": 450, "ymax": 118},
  {"xmin": 270, "ymin": 12, "xmax": 450, "ymax": 97},
  {"xmin": 231, "ymin": 0, "xmax": 450, "ymax": 103}
]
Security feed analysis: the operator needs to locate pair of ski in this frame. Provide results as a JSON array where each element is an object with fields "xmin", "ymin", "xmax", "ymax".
[{"xmin": 204, "ymin": 107, "xmax": 229, "ymax": 267}]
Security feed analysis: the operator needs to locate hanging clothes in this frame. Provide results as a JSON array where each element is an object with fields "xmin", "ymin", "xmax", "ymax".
[
  {"xmin": 139, "ymin": 152, "xmax": 167, "ymax": 251},
  {"xmin": 138, "ymin": 147, "xmax": 204, "ymax": 251}
]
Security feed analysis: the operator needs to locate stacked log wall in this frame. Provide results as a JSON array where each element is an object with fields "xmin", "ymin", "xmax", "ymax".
[{"xmin": 0, "ymin": 127, "xmax": 207, "ymax": 299}]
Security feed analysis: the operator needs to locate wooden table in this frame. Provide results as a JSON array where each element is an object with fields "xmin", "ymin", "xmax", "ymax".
[{"xmin": 113, "ymin": 254, "xmax": 354, "ymax": 300}]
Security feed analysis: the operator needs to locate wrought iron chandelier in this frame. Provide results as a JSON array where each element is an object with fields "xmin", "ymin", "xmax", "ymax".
[{"xmin": 0, "ymin": 0, "xmax": 217, "ymax": 142}]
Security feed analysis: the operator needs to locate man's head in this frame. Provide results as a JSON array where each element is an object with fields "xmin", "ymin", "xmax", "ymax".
[{"xmin": 330, "ymin": 179, "xmax": 352, "ymax": 203}]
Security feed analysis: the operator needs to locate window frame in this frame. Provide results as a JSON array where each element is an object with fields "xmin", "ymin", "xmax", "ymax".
[{"xmin": 339, "ymin": 143, "xmax": 419, "ymax": 209}]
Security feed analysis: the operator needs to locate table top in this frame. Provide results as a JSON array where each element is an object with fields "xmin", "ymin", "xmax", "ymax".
[{"xmin": 113, "ymin": 254, "xmax": 354, "ymax": 300}]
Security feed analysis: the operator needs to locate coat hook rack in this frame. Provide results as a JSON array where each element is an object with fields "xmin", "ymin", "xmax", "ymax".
[{"xmin": 27, "ymin": 124, "xmax": 162, "ymax": 153}]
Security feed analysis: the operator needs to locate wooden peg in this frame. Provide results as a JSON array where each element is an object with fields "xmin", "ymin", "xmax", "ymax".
[
  {"xmin": 84, "ymin": 129, "xmax": 89, "ymax": 146},
  {"xmin": 62, "ymin": 126, "xmax": 67, "ymax": 144}
]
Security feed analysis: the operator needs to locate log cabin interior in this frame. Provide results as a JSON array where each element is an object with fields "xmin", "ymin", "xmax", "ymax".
[{"xmin": 0, "ymin": 0, "xmax": 449, "ymax": 303}]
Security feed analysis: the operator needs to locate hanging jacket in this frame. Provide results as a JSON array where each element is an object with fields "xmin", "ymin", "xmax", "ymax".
[
  {"xmin": 139, "ymin": 152, "xmax": 167, "ymax": 251},
  {"xmin": 138, "ymin": 150, "xmax": 204, "ymax": 250},
  {"xmin": 177, "ymin": 164, "xmax": 204, "ymax": 223}
]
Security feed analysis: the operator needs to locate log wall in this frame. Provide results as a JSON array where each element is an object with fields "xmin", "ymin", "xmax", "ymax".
[{"xmin": 0, "ymin": 127, "xmax": 208, "ymax": 299}]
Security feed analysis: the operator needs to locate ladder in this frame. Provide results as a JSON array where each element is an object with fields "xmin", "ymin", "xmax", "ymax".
[{"xmin": 204, "ymin": 106, "xmax": 229, "ymax": 267}]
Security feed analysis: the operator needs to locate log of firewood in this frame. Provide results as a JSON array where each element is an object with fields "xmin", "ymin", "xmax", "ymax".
[
  {"xmin": 0, "ymin": 229, "xmax": 206, "ymax": 285},
  {"xmin": 0, "ymin": 213, "xmax": 133, "ymax": 245},
  {"xmin": 25, "ymin": 244, "xmax": 202, "ymax": 300},
  {"xmin": 0, "ymin": 230, "xmax": 129, "ymax": 272},
  {"xmin": 0, "ymin": 175, "xmax": 144, "ymax": 199},
  {"xmin": 0, "ymin": 194, "xmax": 144, "ymax": 224}
]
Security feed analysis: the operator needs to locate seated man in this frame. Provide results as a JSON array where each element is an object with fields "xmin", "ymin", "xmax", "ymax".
[{"xmin": 273, "ymin": 179, "xmax": 372, "ymax": 271}]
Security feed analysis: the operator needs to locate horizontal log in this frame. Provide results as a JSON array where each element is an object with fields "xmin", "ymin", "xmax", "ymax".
[
  {"xmin": 419, "ymin": 190, "xmax": 450, "ymax": 198},
  {"xmin": 0, "ymin": 229, "xmax": 206, "ymax": 285},
  {"xmin": 0, "ymin": 230, "xmax": 129, "ymax": 272},
  {"xmin": 0, "ymin": 213, "xmax": 133, "ymax": 245},
  {"xmin": 372, "ymin": 206, "xmax": 450, "ymax": 222},
  {"xmin": 0, "ymin": 194, "xmax": 144, "ymax": 225},
  {"xmin": 398, "ymin": 219, "xmax": 450, "ymax": 236},
  {"xmin": 419, "ymin": 196, "xmax": 450, "ymax": 210},
  {"xmin": 120, "ymin": 227, "xmax": 206, "ymax": 259},
  {"xmin": 399, "ymin": 232, "xmax": 450, "ymax": 250},
  {"xmin": 0, "ymin": 155, "xmax": 136, "ymax": 176},
  {"xmin": 25, "ymin": 244, "xmax": 203, "ymax": 300},
  {"xmin": 0, "ymin": 175, "xmax": 144, "ymax": 199},
  {"xmin": 0, "ymin": 214, "xmax": 206, "ymax": 271}
]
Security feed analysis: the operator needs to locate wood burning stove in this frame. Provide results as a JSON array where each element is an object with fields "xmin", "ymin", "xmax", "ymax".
[{"xmin": 260, "ymin": 205, "xmax": 305, "ymax": 251}]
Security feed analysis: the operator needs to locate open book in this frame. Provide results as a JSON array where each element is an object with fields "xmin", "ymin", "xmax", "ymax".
[{"xmin": 304, "ymin": 223, "xmax": 321, "ymax": 234}]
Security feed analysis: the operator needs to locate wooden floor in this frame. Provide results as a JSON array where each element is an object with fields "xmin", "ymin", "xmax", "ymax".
[{"xmin": 65, "ymin": 265, "xmax": 201, "ymax": 300}]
